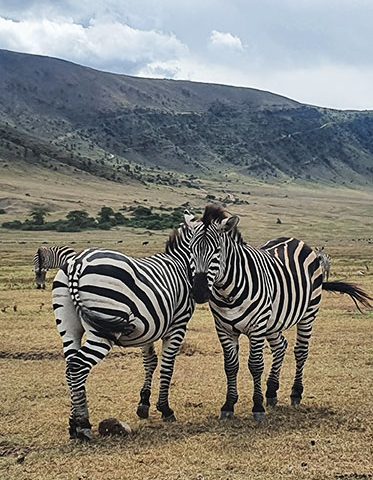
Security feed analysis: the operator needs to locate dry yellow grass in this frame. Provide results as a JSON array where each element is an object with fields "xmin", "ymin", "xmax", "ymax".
[{"xmin": 1, "ymin": 176, "xmax": 373, "ymax": 480}]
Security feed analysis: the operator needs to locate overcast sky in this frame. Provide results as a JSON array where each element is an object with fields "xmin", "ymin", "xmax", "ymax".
[{"xmin": 0, "ymin": 0, "xmax": 372, "ymax": 110}]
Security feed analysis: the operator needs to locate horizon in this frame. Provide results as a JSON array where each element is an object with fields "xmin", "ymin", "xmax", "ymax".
[
  {"xmin": 0, "ymin": 1, "xmax": 372, "ymax": 110},
  {"xmin": 2, "ymin": 47, "xmax": 371, "ymax": 113}
]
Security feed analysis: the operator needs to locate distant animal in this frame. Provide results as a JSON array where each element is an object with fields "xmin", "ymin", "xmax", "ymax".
[
  {"xmin": 185, "ymin": 205, "xmax": 372, "ymax": 422},
  {"xmin": 1, "ymin": 305, "xmax": 10, "ymax": 313},
  {"xmin": 142, "ymin": 241, "xmax": 149, "ymax": 246},
  {"xmin": 52, "ymin": 214, "xmax": 196, "ymax": 441},
  {"xmin": 33, "ymin": 246, "xmax": 76, "ymax": 289},
  {"xmin": 315, "ymin": 246, "xmax": 332, "ymax": 281},
  {"xmin": 276, "ymin": 218, "xmax": 282, "ymax": 224}
]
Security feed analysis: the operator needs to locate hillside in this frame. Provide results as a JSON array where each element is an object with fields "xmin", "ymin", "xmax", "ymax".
[{"xmin": 0, "ymin": 49, "xmax": 372, "ymax": 185}]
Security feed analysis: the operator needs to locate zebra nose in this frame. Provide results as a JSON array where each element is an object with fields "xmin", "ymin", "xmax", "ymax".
[{"xmin": 192, "ymin": 273, "xmax": 210, "ymax": 304}]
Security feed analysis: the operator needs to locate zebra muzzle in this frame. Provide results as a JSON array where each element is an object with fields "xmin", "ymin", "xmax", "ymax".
[{"xmin": 192, "ymin": 273, "xmax": 210, "ymax": 304}]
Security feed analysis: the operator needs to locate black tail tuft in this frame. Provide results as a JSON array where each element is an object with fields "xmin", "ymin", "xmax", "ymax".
[{"xmin": 322, "ymin": 281, "xmax": 372, "ymax": 312}]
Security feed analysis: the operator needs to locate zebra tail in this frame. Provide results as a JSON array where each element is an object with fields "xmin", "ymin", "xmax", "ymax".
[
  {"xmin": 67, "ymin": 259, "xmax": 131, "ymax": 344},
  {"xmin": 322, "ymin": 281, "xmax": 373, "ymax": 313}
]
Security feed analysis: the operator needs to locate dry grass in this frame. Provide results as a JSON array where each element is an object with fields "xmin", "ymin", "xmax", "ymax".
[{"xmin": 1, "ymin": 177, "xmax": 373, "ymax": 480}]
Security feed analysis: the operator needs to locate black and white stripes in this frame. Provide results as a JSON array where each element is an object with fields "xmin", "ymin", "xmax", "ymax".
[
  {"xmin": 52, "ymin": 223, "xmax": 195, "ymax": 440},
  {"xmin": 33, "ymin": 245, "xmax": 76, "ymax": 289},
  {"xmin": 185, "ymin": 205, "xmax": 372, "ymax": 421}
]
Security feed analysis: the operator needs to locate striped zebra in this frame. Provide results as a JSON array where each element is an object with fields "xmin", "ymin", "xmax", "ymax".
[
  {"xmin": 52, "ymin": 219, "xmax": 195, "ymax": 441},
  {"xmin": 315, "ymin": 246, "xmax": 332, "ymax": 281},
  {"xmin": 185, "ymin": 205, "xmax": 371, "ymax": 421},
  {"xmin": 34, "ymin": 245, "xmax": 76, "ymax": 289}
]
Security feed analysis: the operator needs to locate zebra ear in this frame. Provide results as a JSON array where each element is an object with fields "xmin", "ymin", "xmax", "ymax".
[
  {"xmin": 220, "ymin": 216, "xmax": 240, "ymax": 232},
  {"xmin": 183, "ymin": 210, "xmax": 197, "ymax": 229}
]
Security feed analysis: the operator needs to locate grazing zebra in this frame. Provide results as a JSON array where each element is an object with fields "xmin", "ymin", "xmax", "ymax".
[
  {"xmin": 34, "ymin": 245, "xmax": 76, "ymax": 289},
  {"xmin": 52, "ymin": 219, "xmax": 195, "ymax": 440},
  {"xmin": 185, "ymin": 205, "xmax": 371, "ymax": 421},
  {"xmin": 315, "ymin": 246, "xmax": 332, "ymax": 281}
]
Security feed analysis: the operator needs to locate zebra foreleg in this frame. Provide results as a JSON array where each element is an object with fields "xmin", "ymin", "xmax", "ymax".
[
  {"xmin": 248, "ymin": 335, "xmax": 266, "ymax": 422},
  {"xmin": 66, "ymin": 330, "xmax": 113, "ymax": 441},
  {"xmin": 216, "ymin": 328, "xmax": 240, "ymax": 420},
  {"xmin": 137, "ymin": 343, "xmax": 158, "ymax": 419},
  {"xmin": 265, "ymin": 333, "xmax": 288, "ymax": 407},
  {"xmin": 291, "ymin": 318, "xmax": 314, "ymax": 407},
  {"xmin": 156, "ymin": 329, "xmax": 186, "ymax": 422}
]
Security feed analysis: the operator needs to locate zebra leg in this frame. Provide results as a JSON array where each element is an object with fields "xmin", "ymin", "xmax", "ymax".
[
  {"xmin": 137, "ymin": 343, "xmax": 158, "ymax": 419},
  {"xmin": 248, "ymin": 335, "xmax": 266, "ymax": 422},
  {"xmin": 66, "ymin": 330, "xmax": 113, "ymax": 441},
  {"xmin": 53, "ymin": 268, "xmax": 113, "ymax": 440},
  {"xmin": 216, "ymin": 327, "xmax": 240, "ymax": 420},
  {"xmin": 290, "ymin": 317, "xmax": 315, "ymax": 407},
  {"xmin": 156, "ymin": 329, "xmax": 186, "ymax": 422},
  {"xmin": 53, "ymin": 268, "xmax": 84, "ymax": 439},
  {"xmin": 265, "ymin": 333, "xmax": 288, "ymax": 407}
]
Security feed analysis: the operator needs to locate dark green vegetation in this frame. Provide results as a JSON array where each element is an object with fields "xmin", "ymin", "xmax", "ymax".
[
  {"xmin": 2, "ymin": 205, "xmax": 186, "ymax": 231},
  {"xmin": 1, "ymin": 49, "xmax": 372, "ymax": 186}
]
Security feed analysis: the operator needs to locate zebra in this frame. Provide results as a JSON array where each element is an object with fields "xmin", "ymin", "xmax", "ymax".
[
  {"xmin": 315, "ymin": 246, "xmax": 332, "ymax": 281},
  {"xmin": 52, "ymin": 218, "xmax": 195, "ymax": 441},
  {"xmin": 185, "ymin": 205, "xmax": 372, "ymax": 422},
  {"xmin": 34, "ymin": 245, "xmax": 76, "ymax": 289}
]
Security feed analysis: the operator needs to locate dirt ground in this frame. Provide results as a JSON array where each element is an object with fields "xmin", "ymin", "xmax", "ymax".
[{"xmin": 1, "ymin": 181, "xmax": 372, "ymax": 480}]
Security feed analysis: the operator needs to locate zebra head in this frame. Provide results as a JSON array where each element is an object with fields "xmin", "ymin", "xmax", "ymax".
[
  {"xmin": 184, "ymin": 206, "xmax": 240, "ymax": 304},
  {"xmin": 35, "ymin": 268, "xmax": 47, "ymax": 289}
]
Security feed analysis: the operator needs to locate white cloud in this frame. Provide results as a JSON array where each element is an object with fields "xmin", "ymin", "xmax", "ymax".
[
  {"xmin": 0, "ymin": 16, "xmax": 188, "ymax": 72},
  {"xmin": 209, "ymin": 30, "xmax": 244, "ymax": 51}
]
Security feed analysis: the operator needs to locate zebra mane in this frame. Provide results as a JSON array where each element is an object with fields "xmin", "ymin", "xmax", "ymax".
[
  {"xmin": 165, "ymin": 225, "xmax": 188, "ymax": 253},
  {"xmin": 201, "ymin": 204, "xmax": 244, "ymax": 244},
  {"xmin": 201, "ymin": 204, "xmax": 228, "ymax": 226}
]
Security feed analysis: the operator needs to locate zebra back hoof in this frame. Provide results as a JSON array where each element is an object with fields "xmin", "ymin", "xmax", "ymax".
[
  {"xmin": 76, "ymin": 428, "xmax": 93, "ymax": 442},
  {"xmin": 136, "ymin": 404, "xmax": 150, "ymax": 419},
  {"xmin": 291, "ymin": 397, "xmax": 301, "ymax": 408},
  {"xmin": 266, "ymin": 397, "xmax": 278, "ymax": 408},
  {"xmin": 253, "ymin": 411, "xmax": 266, "ymax": 423},
  {"xmin": 220, "ymin": 411, "xmax": 234, "ymax": 420},
  {"xmin": 162, "ymin": 413, "xmax": 176, "ymax": 422}
]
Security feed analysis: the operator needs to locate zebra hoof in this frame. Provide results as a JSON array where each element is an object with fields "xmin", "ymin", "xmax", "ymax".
[
  {"xmin": 136, "ymin": 404, "xmax": 150, "ymax": 419},
  {"xmin": 266, "ymin": 397, "xmax": 278, "ymax": 408},
  {"xmin": 253, "ymin": 411, "xmax": 266, "ymax": 423},
  {"xmin": 76, "ymin": 428, "xmax": 93, "ymax": 442},
  {"xmin": 162, "ymin": 413, "xmax": 177, "ymax": 422},
  {"xmin": 291, "ymin": 397, "xmax": 301, "ymax": 408},
  {"xmin": 220, "ymin": 411, "xmax": 234, "ymax": 420}
]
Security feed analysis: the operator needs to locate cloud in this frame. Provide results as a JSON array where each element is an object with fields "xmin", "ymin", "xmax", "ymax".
[
  {"xmin": 209, "ymin": 30, "xmax": 244, "ymax": 51},
  {"xmin": 0, "ymin": 16, "xmax": 188, "ymax": 73}
]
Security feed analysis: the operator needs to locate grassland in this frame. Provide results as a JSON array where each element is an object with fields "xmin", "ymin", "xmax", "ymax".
[{"xmin": 0, "ymin": 167, "xmax": 372, "ymax": 480}]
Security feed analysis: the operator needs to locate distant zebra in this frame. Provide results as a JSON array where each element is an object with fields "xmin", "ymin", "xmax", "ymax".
[
  {"xmin": 52, "ymin": 218, "xmax": 195, "ymax": 441},
  {"xmin": 185, "ymin": 205, "xmax": 371, "ymax": 421},
  {"xmin": 33, "ymin": 246, "xmax": 76, "ymax": 289},
  {"xmin": 315, "ymin": 246, "xmax": 332, "ymax": 281}
]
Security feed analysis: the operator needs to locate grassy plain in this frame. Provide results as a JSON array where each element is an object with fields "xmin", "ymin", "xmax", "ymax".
[{"xmin": 0, "ymin": 165, "xmax": 372, "ymax": 480}]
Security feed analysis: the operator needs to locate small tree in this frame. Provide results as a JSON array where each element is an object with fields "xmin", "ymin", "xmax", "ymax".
[
  {"xmin": 30, "ymin": 207, "xmax": 49, "ymax": 225},
  {"xmin": 66, "ymin": 210, "xmax": 95, "ymax": 229}
]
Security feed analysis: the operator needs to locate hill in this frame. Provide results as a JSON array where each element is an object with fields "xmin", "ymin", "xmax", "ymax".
[{"xmin": 0, "ymin": 49, "xmax": 372, "ymax": 185}]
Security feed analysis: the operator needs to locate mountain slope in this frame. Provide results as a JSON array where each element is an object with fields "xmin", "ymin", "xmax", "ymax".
[{"xmin": 0, "ymin": 49, "xmax": 372, "ymax": 185}]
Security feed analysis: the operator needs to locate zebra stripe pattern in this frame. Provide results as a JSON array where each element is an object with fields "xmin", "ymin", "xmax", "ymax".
[
  {"xmin": 33, "ymin": 245, "xmax": 76, "ymax": 289},
  {"xmin": 186, "ymin": 205, "xmax": 371, "ymax": 421},
  {"xmin": 52, "ymin": 223, "xmax": 194, "ymax": 441}
]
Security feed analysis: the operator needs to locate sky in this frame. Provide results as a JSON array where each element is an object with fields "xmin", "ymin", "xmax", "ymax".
[{"xmin": 0, "ymin": 0, "xmax": 372, "ymax": 110}]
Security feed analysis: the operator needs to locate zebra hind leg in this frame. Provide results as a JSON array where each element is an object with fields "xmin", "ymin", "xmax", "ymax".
[
  {"xmin": 265, "ymin": 333, "xmax": 288, "ymax": 407},
  {"xmin": 137, "ymin": 343, "xmax": 158, "ymax": 419},
  {"xmin": 156, "ymin": 328, "xmax": 187, "ymax": 422},
  {"xmin": 66, "ymin": 329, "xmax": 113, "ymax": 441},
  {"xmin": 248, "ymin": 335, "xmax": 266, "ymax": 422},
  {"xmin": 291, "ymin": 316, "xmax": 315, "ymax": 407}
]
